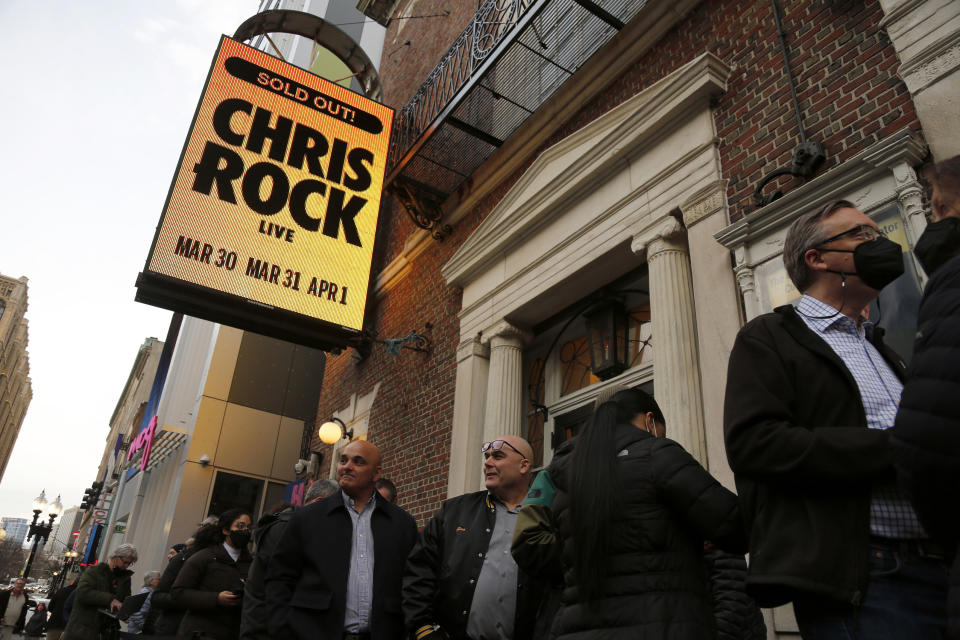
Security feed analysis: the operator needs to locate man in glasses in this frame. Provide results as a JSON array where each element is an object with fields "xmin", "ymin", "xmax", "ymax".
[
  {"xmin": 724, "ymin": 199, "xmax": 947, "ymax": 638},
  {"xmin": 403, "ymin": 435, "xmax": 545, "ymax": 640}
]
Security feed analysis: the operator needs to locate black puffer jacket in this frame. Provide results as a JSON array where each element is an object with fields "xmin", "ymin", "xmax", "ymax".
[
  {"xmin": 892, "ymin": 254, "xmax": 960, "ymax": 547},
  {"xmin": 146, "ymin": 546, "xmax": 195, "ymax": 635},
  {"xmin": 891, "ymin": 253, "xmax": 960, "ymax": 638},
  {"xmin": 550, "ymin": 423, "xmax": 745, "ymax": 640},
  {"xmin": 703, "ymin": 550, "xmax": 766, "ymax": 640},
  {"xmin": 172, "ymin": 543, "xmax": 252, "ymax": 640}
]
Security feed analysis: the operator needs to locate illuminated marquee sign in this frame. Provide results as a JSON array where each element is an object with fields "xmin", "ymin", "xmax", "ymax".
[
  {"xmin": 137, "ymin": 36, "xmax": 393, "ymax": 349},
  {"xmin": 128, "ymin": 415, "xmax": 157, "ymax": 472}
]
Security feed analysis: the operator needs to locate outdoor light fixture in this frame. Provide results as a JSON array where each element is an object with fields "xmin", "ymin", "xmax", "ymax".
[
  {"xmin": 584, "ymin": 299, "xmax": 630, "ymax": 381},
  {"xmin": 31, "ymin": 490, "xmax": 47, "ymax": 514},
  {"xmin": 24, "ymin": 489, "xmax": 61, "ymax": 580},
  {"xmin": 318, "ymin": 417, "xmax": 353, "ymax": 445},
  {"xmin": 49, "ymin": 495, "xmax": 63, "ymax": 518}
]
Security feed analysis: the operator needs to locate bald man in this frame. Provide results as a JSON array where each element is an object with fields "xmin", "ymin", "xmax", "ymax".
[
  {"xmin": 403, "ymin": 435, "xmax": 546, "ymax": 640},
  {"xmin": 265, "ymin": 440, "xmax": 417, "ymax": 640}
]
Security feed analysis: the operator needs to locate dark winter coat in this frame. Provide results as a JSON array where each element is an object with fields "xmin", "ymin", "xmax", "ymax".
[
  {"xmin": 23, "ymin": 607, "xmax": 47, "ymax": 636},
  {"xmin": 891, "ymin": 254, "xmax": 960, "ymax": 548},
  {"xmin": 62, "ymin": 562, "xmax": 133, "ymax": 640},
  {"xmin": 724, "ymin": 304, "xmax": 905, "ymax": 607},
  {"xmin": 172, "ymin": 543, "xmax": 252, "ymax": 640},
  {"xmin": 549, "ymin": 423, "xmax": 745, "ymax": 640},
  {"xmin": 703, "ymin": 549, "xmax": 767, "ymax": 640},
  {"xmin": 240, "ymin": 506, "xmax": 294, "ymax": 640},
  {"xmin": 403, "ymin": 491, "xmax": 547, "ymax": 640},
  {"xmin": 266, "ymin": 491, "xmax": 417, "ymax": 640},
  {"xmin": 0, "ymin": 588, "xmax": 34, "ymax": 633},
  {"xmin": 145, "ymin": 545, "xmax": 194, "ymax": 635},
  {"xmin": 890, "ymin": 253, "xmax": 960, "ymax": 638},
  {"xmin": 46, "ymin": 582, "xmax": 75, "ymax": 630}
]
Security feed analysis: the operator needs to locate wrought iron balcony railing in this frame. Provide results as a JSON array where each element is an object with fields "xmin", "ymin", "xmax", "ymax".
[{"xmin": 384, "ymin": 0, "xmax": 646, "ymax": 239}]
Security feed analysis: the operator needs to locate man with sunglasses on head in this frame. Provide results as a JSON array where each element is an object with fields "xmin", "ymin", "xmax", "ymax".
[
  {"xmin": 724, "ymin": 199, "xmax": 947, "ymax": 638},
  {"xmin": 403, "ymin": 435, "xmax": 546, "ymax": 640}
]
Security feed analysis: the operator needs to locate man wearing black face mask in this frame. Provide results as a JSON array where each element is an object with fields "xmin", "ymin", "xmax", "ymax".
[
  {"xmin": 724, "ymin": 199, "xmax": 948, "ymax": 638},
  {"xmin": 891, "ymin": 155, "xmax": 960, "ymax": 638}
]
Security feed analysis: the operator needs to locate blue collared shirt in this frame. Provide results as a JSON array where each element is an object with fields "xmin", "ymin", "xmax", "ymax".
[
  {"xmin": 795, "ymin": 295, "xmax": 924, "ymax": 538},
  {"xmin": 343, "ymin": 490, "xmax": 376, "ymax": 633}
]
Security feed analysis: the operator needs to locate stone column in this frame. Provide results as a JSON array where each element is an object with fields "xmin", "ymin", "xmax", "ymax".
[
  {"xmin": 448, "ymin": 336, "xmax": 490, "ymax": 496},
  {"xmin": 631, "ymin": 216, "xmax": 708, "ymax": 465},
  {"xmin": 482, "ymin": 321, "xmax": 531, "ymax": 445},
  {"xmin": 891, "ymin": 160, "xmax": 928, "ymax": 246},
  {"xmin": 733, "ymin": 246, "xmax": 761, "ymax": 321}
]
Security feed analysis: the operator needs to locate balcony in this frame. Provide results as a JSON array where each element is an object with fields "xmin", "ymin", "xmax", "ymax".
[{"xmin": 385, "ymin": 0, "xmax": 650, "ymax": 238}]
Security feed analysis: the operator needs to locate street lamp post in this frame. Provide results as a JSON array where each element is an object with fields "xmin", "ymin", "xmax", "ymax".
[{"xmin": 22, "ymin": 490, "xmax": 62, "ymax": 580}]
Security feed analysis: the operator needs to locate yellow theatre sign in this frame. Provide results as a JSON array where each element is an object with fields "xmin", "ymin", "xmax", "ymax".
[{"xmin": 137, "ymin": 36, "xmax": 393, "ymax": 349}]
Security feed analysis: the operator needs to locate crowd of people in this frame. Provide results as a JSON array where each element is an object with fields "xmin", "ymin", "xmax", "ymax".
[{"xmin": 1, "ymin": 155, "xmax": 956, "ymax": 640}]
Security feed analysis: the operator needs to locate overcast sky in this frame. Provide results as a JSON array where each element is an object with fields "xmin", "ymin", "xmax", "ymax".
[{"xmin": 0, "ymin": 0, "xmax": 259, "ymax": 526}]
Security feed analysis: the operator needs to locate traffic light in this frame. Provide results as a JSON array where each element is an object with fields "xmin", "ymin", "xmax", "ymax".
[{"xmin": 80, "ymin": 481, "xmax": 105, "ymax": 510}]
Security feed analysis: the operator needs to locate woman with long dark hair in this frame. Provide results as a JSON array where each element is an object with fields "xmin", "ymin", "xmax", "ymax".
[
  {"xmin": 172, "ymin": 508, "xmax": 253, "ymax": 640},
  {"xmin": 549, "ymin": 388, "xmax": 746, "ymax": 639}
]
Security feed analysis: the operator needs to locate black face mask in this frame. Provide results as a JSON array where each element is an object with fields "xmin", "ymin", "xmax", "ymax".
[
  {"xmin": 113, "ymin": 567, "xmax": 127, "ymax": 576},
  {"xmin": 821, "ymin": 236, "xmax": 905, "ymax": 290},
  {"xmin": 915, "ymin": 217, "xmax": 960, "ymax": 275},
  {"xmin": 229, "ymin": 529, "xmax": 251, "ymax": 548}
]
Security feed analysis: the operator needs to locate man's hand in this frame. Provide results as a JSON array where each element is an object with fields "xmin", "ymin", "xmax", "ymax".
[
  {"xmin": 109, "ymin": 599, "xmax": 123, "ymax": 612},
  {"xmin": 217, "ymin": 591, "xmax": 240, "ymax": 607}
]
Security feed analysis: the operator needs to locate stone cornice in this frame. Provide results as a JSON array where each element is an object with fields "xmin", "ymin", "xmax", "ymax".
[
  {"xmin": 715, "ymin": 128, "xmax": 927, "ymax": 251},
  {"xmin": 374, "ymin": 228, "xmax": 431, "ymax": 295},
  {"xmin": 898, "ymin": 31, "xmax": 960, "ymax": 93},
  {"xmin": 878, "ymin": 0, "xmax": 929, "ymax": 31},
  {"xmin": 681, "ymin": 179, "xmax": 729, "ymax": 228},
  {"xmin": 443, "ymin": 52, "xmax": 731, "ymax": 288}
]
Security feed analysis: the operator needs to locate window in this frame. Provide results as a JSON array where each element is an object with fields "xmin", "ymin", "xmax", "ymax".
[
  {"xmin": 207, "ymin": 471, "xmax": 264, "ymax": 521},
  {"xmin": 524, "ymin": 269, "xmax": 654, "ymax": 466}
]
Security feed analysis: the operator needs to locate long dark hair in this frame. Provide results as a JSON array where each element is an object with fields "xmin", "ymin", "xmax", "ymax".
[{"xmin": 569, "ymin": 387, "xmax": 665, "ymax": 602}]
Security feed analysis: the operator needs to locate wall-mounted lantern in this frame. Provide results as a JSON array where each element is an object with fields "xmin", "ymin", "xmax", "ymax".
[
  {"xmin": 318, "ymin": 417, "xmax": 353, "ymax": 445},
  {"xmin": 584, "ymin": 299, "xmax": 630, "ymax": 381}
]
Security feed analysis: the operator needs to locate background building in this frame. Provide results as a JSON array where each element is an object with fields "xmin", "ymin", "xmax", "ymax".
[
  {"xmin": 0, "ymin": 274, "xmax": 32, "ymax": 483},
  {"xmin": 72, "ymin": 336, "xmax": 164, "ymax": 572},
  {"xmin": 45, "ymin": 506, "xmax": 81, "ymax": 556},
  {"xmin": 0, "ymin": 517, "xmax": 28, "ymax": 548},
  {"xmin": 96, "ymin": 315, "xmax": 325, "ymax": 588}
]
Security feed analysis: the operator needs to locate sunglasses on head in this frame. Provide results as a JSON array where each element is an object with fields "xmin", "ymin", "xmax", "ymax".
[{"xmin": 481, "ymin": 439, "xmax": 525, "ymax": 457}]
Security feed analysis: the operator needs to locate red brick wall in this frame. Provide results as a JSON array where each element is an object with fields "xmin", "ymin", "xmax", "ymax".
[
  {"xmin": 379, "ymin": 1, "xmax": 479, "ymax": 108},
  {"xmin": 555, "ymin": 0, "xmax": 921, "ymax": 222},
  {"xmin": 314, "ymin": 0, "xmax": 922, "ymax": 526}
]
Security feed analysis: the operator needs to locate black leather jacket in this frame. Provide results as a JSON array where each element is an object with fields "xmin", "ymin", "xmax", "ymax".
[{"xmin": 403, "ymin": 490, "xmax": 546, "ymax": 640}]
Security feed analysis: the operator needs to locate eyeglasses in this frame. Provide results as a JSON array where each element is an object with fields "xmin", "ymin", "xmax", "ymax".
[
  {"xmin": 815, "ymin": 224, "xmax": 886, "ymax": 247},
  {"xmin": 481, "ymin": 440, "xmax": 525, "ymax": 457}
]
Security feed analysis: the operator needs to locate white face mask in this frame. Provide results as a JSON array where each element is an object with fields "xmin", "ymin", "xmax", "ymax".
[{"xmin": 645, "ymin": 416, "xmax": 656, "ymax": 436}]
